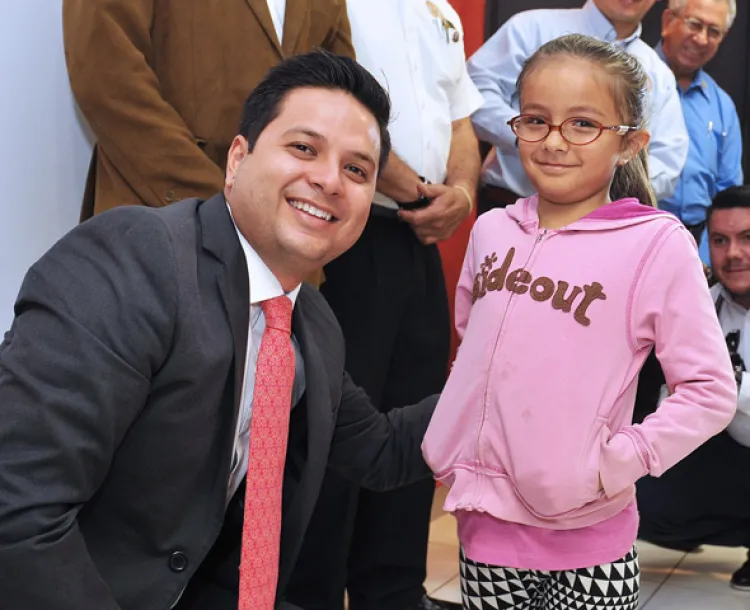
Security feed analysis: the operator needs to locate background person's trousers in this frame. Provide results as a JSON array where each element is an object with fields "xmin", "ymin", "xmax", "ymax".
[
  {"xmin": 638, "ymin": 431, "xmax": 750, "ymax": 549},
  {"xmin": 286, "ymin": 214, "xmax": 451, "ymax": 610}
]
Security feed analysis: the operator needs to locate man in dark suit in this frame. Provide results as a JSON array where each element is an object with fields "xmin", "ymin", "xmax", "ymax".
[{"xmin": 0, "ymin": 52, "xmax": 436, "ymax": 610}]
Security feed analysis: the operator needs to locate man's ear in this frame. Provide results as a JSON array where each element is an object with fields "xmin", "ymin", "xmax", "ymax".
[
  {"xmin": 619, "ymin": 130, "xmax": 651, "ymax": 166},
  {"xmin": 225, "ymin": 135, "xmax": 249, "ymax": 191},
  {"xmin": 661, "ymin": 8, "xmax": 675, "ymax": 38}
]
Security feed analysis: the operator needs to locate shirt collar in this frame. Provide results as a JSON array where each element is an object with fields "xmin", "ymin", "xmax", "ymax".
[
  {"xmin": 227, "ymin": 204, "xmax": 301, "ymax": 307},
  {"xmin": 582, "ymin": 0, "xmax": 642, "ymax": 46},
  {"xmin": 718, "ymin": 284, "xmax": 750, "ymax": 316},
  {"xmin": 655, "ymin": 41, "xmax": 711, "ymax": 100}
]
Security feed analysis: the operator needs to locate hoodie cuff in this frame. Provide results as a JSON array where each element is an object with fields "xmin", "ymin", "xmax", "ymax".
[{"xmin": 599, "ymin": 429, "xmax": 649, "ymax": 498}]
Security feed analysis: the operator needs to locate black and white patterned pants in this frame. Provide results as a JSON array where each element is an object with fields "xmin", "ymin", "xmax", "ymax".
[{"xmin": 459, "ymin": 547, "xmax": 639, "ymax": 609}]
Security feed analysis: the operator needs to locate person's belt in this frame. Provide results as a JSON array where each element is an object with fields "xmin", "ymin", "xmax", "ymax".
[{"xmin": 369, "ymin": 203, "xmax": 401, "ymax": 220}]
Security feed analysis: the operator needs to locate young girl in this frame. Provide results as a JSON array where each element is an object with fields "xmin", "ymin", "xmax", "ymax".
[{"xmin": 422, "ymin": 34, "xmax": 736, "ymax": 610}]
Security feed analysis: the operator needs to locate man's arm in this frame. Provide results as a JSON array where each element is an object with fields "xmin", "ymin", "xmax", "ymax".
[
  {"xmin": 0, "ymin": 211, "xmax": 176, "ymax": 608},
  {"xmin": 323, "ymin": 0, "xmax": 356, "ymax": 58},
  {"xmin": 645, "ymin": 70, "xmax": 689, "ymax": 201},
  {"xmin": 327, "ymin": 372, "xmax": 436, "ymax": 491},
  {"xmin": 376, "ymin": 153, "xmax": 425, "ymax": 203},
  {"xmin": 62, "ymin": 0, "xmax": 225, "ymax": 208},
  {"xmin": 467, "ymin": 16, "xmax": 532, "ymax": 152},
  {"xmin": 399, "ymin": 117, "xmax": 481, "ymax": 245},
  {"xmin": 716, "ymin": 99, "xmax": 744, "ymax": 191}
]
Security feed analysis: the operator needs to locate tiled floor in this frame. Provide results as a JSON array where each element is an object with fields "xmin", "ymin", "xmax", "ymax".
[{"xmin": 427, "ymin": 487, "xmax": 750, "ymax": 609}]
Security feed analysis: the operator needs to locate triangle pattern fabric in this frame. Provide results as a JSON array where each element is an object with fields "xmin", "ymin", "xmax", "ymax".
[{"xmin": 459, "ymin": 546, "xmax": 640, "ymax": 610}]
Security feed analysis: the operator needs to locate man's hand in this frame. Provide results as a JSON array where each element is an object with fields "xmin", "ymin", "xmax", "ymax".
[{"xmin": 398, "ymin": 182, "xmax": 472, "ymax": 245}]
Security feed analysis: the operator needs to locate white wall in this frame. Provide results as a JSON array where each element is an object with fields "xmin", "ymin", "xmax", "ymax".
[{"xmin": 0, "ymin": 1, "xmax": 93, "ymax": 332}]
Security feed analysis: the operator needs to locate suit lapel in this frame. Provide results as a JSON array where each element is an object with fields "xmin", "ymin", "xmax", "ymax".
[
  {"xmin": 281, "ymin": 0, "xmax": 309, "ymax": 57},
  {"xmin": 277, "ymin": 289, "xmax": 334, "ymax": 591},
  {"xmin": 292, "ymin": 294, "xmax": 333, "ymax": 473},
  {"xmin": 198, "ymin": 195, "xmax": 250, "ymax": 436},
  {"xmin": 245, "ymin": 0, "xmax": 284, "ymax": 58}
]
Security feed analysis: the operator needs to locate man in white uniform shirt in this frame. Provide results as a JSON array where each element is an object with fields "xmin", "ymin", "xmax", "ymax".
[
  {"xmin": 468, "ymin": 0, "xmax": 689, "ymax": 214},
  {"xmin": 638, "ymin": 185, "xmax": 750, "ymax": 592},
  {"xmin": 287, "ymin": 2, "xmax": 483, "ymax": 610}
]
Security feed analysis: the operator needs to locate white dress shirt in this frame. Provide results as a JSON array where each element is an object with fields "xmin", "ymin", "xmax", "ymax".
[
  {"xmin": 711, "ymin": 284, "xmax": 750, "ymax": 447},
  {"xmin": 468, "ymin": 0, "xmax": 689, "ymax": 201},
  {"xmin": 266, "ymin": 0, "xmax": 286, "ymax": 44},
  {"xmin": 347, "ymin": 0, "xmax": 484, "ymax": 208},
  {"xmin": 226, "ymin": 211, "xmax": 304, "ymax": 501}
]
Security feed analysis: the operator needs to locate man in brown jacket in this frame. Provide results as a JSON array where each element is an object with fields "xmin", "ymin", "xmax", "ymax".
[{"xmin": 63, "ymin": 0, "xmax": 354, "ymax": 220}]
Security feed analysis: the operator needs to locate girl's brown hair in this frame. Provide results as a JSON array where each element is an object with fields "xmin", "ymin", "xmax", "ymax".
[{"xmin": 516, "ymin": 34, "xmax": 656, "ymax": 207}]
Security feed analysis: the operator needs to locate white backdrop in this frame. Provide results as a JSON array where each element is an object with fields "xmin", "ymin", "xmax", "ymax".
[{"xmin": 0, "ymin": 0, "xmax": 93, "ymax": 332}]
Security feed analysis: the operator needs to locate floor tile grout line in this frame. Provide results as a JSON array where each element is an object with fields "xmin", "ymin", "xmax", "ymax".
[
  {"xmin": 640, "ymin": 550, "xmax": 688, "ymax": 608},
  {"xmin": 428, "ymin": 573, "xmax": 461, "ymax": 598}
]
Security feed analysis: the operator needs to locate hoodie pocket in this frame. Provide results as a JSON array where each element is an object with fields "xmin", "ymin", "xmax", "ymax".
[{"xmin": 511, "ymin": 418, "xmax": 609, "ymax": 519}]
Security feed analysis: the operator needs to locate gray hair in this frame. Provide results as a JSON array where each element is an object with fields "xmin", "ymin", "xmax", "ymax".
[{"xmin": 668, "ymin": 0, "xmax": 736, "ymax": 29}]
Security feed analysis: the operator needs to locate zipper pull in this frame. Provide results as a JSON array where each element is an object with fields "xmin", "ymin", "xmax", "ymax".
[{"xmin": 537, "ymin": 229, "xmax": 547, "ymax": 243}]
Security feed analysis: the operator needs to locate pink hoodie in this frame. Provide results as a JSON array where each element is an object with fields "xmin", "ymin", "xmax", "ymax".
[{"xmin": 423, "ymin": 196, "xmax": 737, "ymax": 530}]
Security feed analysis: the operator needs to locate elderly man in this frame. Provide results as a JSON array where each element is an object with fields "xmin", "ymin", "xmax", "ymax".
[
  {"xmin": 638, "ymin": 186, "xmax": 750, "ymax": 592},
  {"xmin": 469, "ymin": 0, "xmax": 689, "ymax": 213},
  {"xmin": 656, "ymin": 0, "xmax": 743, "ymax": 252}
]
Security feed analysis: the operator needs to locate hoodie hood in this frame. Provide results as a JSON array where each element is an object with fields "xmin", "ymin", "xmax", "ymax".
[{"xmin": 507, "ymin": 195, "xmax": 674, "ymax": 234}]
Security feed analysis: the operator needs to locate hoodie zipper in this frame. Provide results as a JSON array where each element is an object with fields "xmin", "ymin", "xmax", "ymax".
[{"xmin": 475, "ymin": 228, "xmax": 548, "ymax": 468}]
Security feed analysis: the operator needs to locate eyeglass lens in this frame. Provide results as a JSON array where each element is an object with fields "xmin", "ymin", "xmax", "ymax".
[
  {"xmin": 513, "ymin": 117, "xmax": 602, "ymax": 145},
  {"xmin": 684, "ymin": 16, "xmax": 723, "ymax": 40}
]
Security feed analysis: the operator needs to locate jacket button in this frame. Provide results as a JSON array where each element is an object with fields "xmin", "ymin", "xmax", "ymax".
[
  {"xmin": 169, "ymin": 551, "xmax": 188, "ymax": 573},
  {"xmin": 165, "ymin": 190, "xmax": 176, "ymax": 202}
]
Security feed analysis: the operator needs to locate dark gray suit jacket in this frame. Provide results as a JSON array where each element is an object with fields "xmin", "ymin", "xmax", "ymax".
[{"xmin": 0, "ymin": 194, "xmax": 436, "ymax": 610}]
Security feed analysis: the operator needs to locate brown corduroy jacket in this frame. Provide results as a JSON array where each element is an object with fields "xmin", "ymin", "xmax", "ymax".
[{"xmin": 63, "ymin": 0, "xmax": 354, "ymax": 220}]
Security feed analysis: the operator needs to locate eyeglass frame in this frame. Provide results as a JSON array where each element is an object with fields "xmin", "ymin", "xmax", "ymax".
[
  {"xmin": 507, "ymin": 115, "xmax": 640, "ymax": 146},
  {"xmin": 674, "ymin": 12, "xmax": 726, "ymax": 42}
]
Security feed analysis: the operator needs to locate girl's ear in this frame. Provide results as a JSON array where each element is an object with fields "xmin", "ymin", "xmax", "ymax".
[{"xmin": 617, "ymin": 129, "xmax": 650, "ymax": 166}]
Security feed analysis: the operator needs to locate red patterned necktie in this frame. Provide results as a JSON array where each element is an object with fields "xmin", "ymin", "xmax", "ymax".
[{"xmin": 238, "ymin": 295, "xmax": 295, "ymax": 610}]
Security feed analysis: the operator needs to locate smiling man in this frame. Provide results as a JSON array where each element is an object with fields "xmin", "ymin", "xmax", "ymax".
[
  {"xmin": 469, "ymin": 0, "xmax": 689, "ymax": 213},
  {"xmin": 638, "ymin": 185, "xmax": 750, "ymax": 592},
  {"xmin": 655, "ymin": 0, "xmax": 742, "ymax": 253},
  {"xmin": 0, "ymin": 52, "xmax": 438, "ymax": 610}
]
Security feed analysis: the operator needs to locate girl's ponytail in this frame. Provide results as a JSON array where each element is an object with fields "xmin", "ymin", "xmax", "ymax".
[{"xmin": 611, "ymin": 148, "xmax": 656, "ymax": 207}]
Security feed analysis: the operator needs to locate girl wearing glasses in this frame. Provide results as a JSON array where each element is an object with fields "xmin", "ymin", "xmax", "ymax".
[{"xmin": 422, "ymin": 34, "xmax": 736, "ymax": 610}]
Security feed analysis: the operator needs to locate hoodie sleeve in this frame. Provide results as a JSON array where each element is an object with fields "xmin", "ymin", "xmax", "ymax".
[
  {"xmin": 454, "ymin": 228, "xmax": 477, "ymax": 341},
  {"xmin": 599, "ymin": 223, "xmax": 736, "ymax": 498}
]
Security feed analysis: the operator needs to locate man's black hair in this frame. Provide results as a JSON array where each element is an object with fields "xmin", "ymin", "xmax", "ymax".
[
  {"xmin": 238, "ymin": 49, "xmax": 391, "ymax": 171},
  {"xmin": 707, "ymin": 185, "xmax": 750, "ymax": 228}
]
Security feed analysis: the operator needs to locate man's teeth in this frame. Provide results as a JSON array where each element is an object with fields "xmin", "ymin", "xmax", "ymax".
[{"xmin": 289, "ymin": 199, "xmax": 333, "ymax": 221}]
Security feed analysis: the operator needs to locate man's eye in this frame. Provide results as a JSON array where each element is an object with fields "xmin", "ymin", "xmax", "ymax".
[
  {"xmin": 290, "ymin": 143, "xmax": 314, "ymax": 155},
  {"xmin": 345, "ymin": 165, "xmax": 367, "ymax": 179}
]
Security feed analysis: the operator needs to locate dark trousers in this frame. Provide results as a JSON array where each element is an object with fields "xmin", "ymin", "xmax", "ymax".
[
  {"xmin": 286, "ymin": 214, "xmax": 451, "ymax": 610},
  {"xmin": 477, "ymin": 184, "xmax": 521, "ymax": 216},
  {"xmin": 637, "ymin": 431, "xmax": 750, "ymax": 549},
  {"xmin": 684, "ymin": 220, "xmax": 707, "ymax": 246}
]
